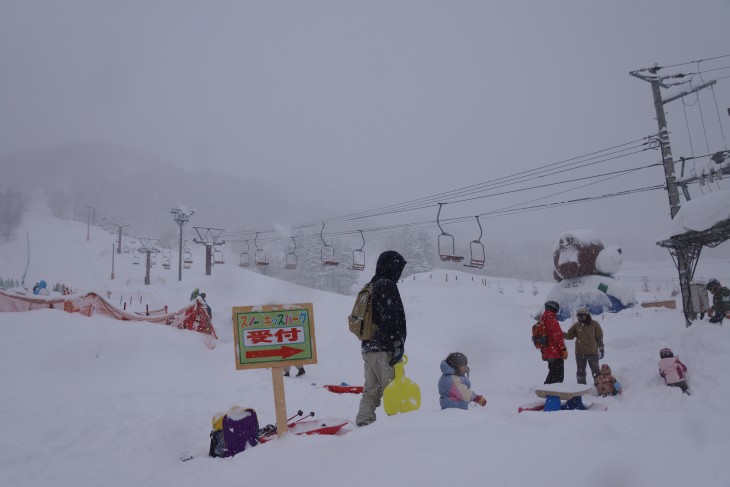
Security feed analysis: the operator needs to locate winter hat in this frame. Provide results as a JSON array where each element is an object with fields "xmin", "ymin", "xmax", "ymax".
[
  {"xmin": 445, "ymin": 352, "xmax": 468, "ymax": 371},
  {"xmin": 544, "ymin": 301, "xmax": 560, "ymax": 313},
  {"xmin": 659, "ymin": 347, "xmax": 674, "ymax": 359},
  {"xmin": 706, "ymin": 279, "xmax": 720, "ymax": 292},
  {"xmin": 577, "ymin": 307, "xmax": 590, "ymax": 316},
  {"xmin": 600, "ymin": 364, "xmax": 612, "ymax": 375}
]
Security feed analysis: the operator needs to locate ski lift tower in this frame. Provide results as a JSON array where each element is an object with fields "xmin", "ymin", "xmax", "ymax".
[
  {"xmin": 137, "ymin": 237, "xmax": 159, "ymax": 285},
  {"xmin": 657, "ymin": 218, "xmax": 730, "ymax": 325},
  {"xmin": 631, "ymin": 64, "xmax": 728, "ymax": 326},
  {"xmin": 193, "ymin": 226, "xmax": 225, "ymax": 276},
  {"xmin": 171, "ymin": 206, "xmax": 195, "ymax": 282},
  {"xmin": 112, "ymin": 217, "xmax": 129, "ymax": 255}
]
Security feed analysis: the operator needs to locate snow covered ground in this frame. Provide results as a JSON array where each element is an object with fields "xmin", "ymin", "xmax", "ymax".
[{"xmin": 2, "ymin": 211, "xmax": 730, "ymax": 487}]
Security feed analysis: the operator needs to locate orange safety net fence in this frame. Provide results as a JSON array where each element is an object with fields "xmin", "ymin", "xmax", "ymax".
[{"xmin": 0, "ymin": 290, "xmax": 217, "ymax": 339}]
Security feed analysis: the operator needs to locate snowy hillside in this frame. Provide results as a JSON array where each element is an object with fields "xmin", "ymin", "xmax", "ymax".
[{"xmin": 1, "ymin": 212, "xmax": 730, "ymax": 487}]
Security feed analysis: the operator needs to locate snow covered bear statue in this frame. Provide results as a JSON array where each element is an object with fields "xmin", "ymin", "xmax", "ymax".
[{"xmin": 547, "ymin": 229, "xmax": 636, "ymax": 320}]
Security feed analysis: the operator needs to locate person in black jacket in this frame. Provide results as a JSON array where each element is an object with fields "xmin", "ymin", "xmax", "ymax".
[{"xmin": 355, "ymin": 250, "xmax": 407, "ymax": 427}]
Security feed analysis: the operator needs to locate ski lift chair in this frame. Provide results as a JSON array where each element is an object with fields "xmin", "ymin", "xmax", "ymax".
[
  {"xmin": 162, "ymin": 250, "xmax": 171, "ymax": 269},
  {"xmin": 436, "ymin": 203, "xmax": 463, "ymax": 262},
  {"xmin": 239, "ymin": 240, "xmax": 250, "ymax": 267},
  {"xmin": 517, "ymin": 282, "xmax": 524, "ymax": 293},
  {"xmin": 214, "ymin": 248, "xmax": 224, "ymax": 264},
  {"xmin": 183, "ymin": 243, "xmax": 193, "ymax": 269},
  {"xmin": 150, "ymin": 252, "xmax": 158, "ymax": 266},
  {"xmin": 254, "ymin": 232, "xmax": 269, "ymax": 266},
  {"xmin": 122, "ymin": 245, "xmax": 130, "ymax": 254},
  {"xmin": 463, "ymin": 216, "xmax": 485, "ymax": 269},
  {"xmin": 320, "ymin": 223, "xmax": 339, "ymax": 266},
  {"xmin": 285, "ymin": 238, "xmax": 297, "ymax": 270},
  {"xmin": 351, "ymin": 230, "xmax": 365, "ymax": 271},
  {"xmin": 532, "ymin": 282, "xmax": 539, "ymax": 296},
  {"xmin": 132, "ymin": 249, "xmax": 140, "ymax": 265}
]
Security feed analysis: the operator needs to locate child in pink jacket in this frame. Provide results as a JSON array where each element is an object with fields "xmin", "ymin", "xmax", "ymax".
[{"xmin": 658, "ymin": 348, "xmax": 690, "ymax": 395}]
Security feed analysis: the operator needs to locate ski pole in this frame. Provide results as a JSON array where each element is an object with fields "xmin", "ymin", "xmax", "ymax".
[
  {"xmin": 289, "ymin": 411, "xmax": 314, "ymax": 427},
  {"xmin": 287, "ymin": 410, "xmax": 304, "ymax": 422}
]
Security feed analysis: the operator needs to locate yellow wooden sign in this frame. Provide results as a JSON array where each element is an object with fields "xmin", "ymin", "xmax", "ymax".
[
  {"xmin": 232, "ymin": 303, "xmax": 317, "ymax": 435},
  {"xmin": 232, "ymin": 303, "xmax": 317, "ymax": 371}
]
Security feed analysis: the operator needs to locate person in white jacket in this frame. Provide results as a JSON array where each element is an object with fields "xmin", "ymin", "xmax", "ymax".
[{"xmin": 658, "ymin": 348, "xmax": 690, "ymax": 395}]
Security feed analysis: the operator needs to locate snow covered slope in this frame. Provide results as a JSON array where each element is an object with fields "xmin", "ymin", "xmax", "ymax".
[{"xmin": 1, "ymin": 212, "xmax": 730, "ymax": 487}]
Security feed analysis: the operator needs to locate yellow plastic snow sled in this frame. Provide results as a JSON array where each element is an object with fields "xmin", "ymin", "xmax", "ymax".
[{"xmin": 383, "ymin": 354, "xmax": 421, "ymax": 415}]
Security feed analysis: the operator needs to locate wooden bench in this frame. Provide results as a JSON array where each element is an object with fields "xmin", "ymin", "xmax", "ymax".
[{"xmin": 534, "ymin": 383, "xmax": 593, "ymax": 411}]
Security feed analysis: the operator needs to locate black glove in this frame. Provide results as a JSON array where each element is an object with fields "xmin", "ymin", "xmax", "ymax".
[
  {"xmin": 389, "ymin": 340, "xmax": 404, "ymax": 367},
  {"xmin": 598, "ymin": 347, "xmax": 605, "ymax": 360}
]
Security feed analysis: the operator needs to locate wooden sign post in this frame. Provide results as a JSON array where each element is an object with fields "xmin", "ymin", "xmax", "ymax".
[{"xmin": 232, "ymin": 303, "xmax": 317, "ymax": 436}]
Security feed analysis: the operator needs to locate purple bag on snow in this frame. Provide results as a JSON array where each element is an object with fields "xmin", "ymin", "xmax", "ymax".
[{"xmin": 221, "ymin": 407, "xmax": 259, "ymax": 456}]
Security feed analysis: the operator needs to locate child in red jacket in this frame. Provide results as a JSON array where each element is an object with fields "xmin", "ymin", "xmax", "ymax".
[{"xmin": 533, "ymin": 301, "xmax": 568, "ymax": 384}]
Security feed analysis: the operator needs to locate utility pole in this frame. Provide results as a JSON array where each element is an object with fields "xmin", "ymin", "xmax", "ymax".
[
  {"xmin": 111, "ymin": 243, "xmax": 115, "ymax": 280},
  {"xmin": 85, "ymin": 205, "xmax": 93, "ymax": 241},
  {"xmin": 193, "ymin": 227, "xmax": 225, "ymax": 276},
  {"xmin": 171, "ymin": 206, "xmax": 195, "ymax": 282},
  {"xmin": 631, "ymin": 65, "xmax": 718, "ymax": 326}
]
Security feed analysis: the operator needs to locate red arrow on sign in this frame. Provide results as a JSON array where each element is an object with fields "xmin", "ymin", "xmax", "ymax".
[{"xmin": 245, "ymin": 345, "xmax": 303, "ymax": 360}]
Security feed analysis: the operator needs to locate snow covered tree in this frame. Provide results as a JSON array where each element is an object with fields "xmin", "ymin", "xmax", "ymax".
[{"xmin": 0, "ymin": 188, "xmax": 26, "ymax": 241}]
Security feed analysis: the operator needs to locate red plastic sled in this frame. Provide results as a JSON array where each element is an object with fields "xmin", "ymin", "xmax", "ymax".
[
  {"xmin": 323, "ymin": 385, "xmax": 364, "ymax": 394},
  {"xmin": 259, "ymin": 418, "xmax": 352, "ymax": 443}
]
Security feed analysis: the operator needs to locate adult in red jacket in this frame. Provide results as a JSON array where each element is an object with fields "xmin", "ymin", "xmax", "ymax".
[{"xmin": 534, "ymin": 301, "xmax": 568, "ymax": 384}]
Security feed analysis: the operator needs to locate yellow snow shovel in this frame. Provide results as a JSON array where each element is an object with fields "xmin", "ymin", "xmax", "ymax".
[{"xmin": 383, "ymin": 354, "xmax": 421, "ymax": 415}]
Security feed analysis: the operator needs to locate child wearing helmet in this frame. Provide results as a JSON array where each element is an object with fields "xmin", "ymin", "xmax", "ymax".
[
  {"xmin": 534, "ymin": 301, "xmax": 568, "ymax": 384},
  {"xmin": 706, "ymin": 279, "xmax": 730, "ymax": 324},
  {"xmin": 438, "ymin": 352, "xmax": 487, "ymax": 410},
  {"xmin": 658, "ymin": 348, "xmax": 690, "ymax": 395}
]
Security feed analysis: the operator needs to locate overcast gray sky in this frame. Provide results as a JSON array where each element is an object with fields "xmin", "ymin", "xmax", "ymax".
[{"xmin": 1, "ymin": 0, "xmax": 729, "ymax": 255}]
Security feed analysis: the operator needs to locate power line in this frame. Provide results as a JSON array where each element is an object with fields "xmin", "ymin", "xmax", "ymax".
[{"xmin": 643, "ymin": 54, "xmax": 730, "ymax": 70}]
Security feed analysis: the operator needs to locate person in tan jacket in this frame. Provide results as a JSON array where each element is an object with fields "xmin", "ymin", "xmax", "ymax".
[{"xmin": 563, "ymin": 307, "xmax": 604, "ymax": 384}]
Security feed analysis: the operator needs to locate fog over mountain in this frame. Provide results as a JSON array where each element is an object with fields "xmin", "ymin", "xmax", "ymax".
[{"xmin": 0, "ymin": 141, "xmax": 357, "ymax": 237}]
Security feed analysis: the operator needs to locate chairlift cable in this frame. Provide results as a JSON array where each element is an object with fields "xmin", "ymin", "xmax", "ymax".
[
  {"xmin": 477, "ymin": 167, "xmax": 659, "ymax": 219},
  {"xmin": 325, "ymin": 160, "xmax": 662, "ymax": 224},
  {"xmin": 290, "ymin": 135, "xmax": 654, "ymax": 228},
  {"xmin": 318, "ymin": 142, "xmax": 651, "ymax": 225},
  {"xmin": 215, "ymin": 160, "xmax": 666, "ymax": 246},
  {"xmin": 304, "ymin": 147, "xmax": 655, "ymax": 226}
]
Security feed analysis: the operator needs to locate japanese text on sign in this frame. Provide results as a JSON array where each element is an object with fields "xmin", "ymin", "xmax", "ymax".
[{"xmin": 231, "ymin": 303, "xmax": 317, "ymax": 371}]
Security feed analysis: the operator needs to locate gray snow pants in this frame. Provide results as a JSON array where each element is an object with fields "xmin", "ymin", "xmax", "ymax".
[
  {"xmin": 576, "ymin": 353, "xmax": 600, "ymax": 384},
  {"xmin": 355, "ymin": 351, "xmax": 395, "ymax": 426}
]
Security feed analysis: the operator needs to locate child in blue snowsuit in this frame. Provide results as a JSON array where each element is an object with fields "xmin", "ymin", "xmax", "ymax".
[{"xmin": 438, "ymin": 352, "xmax": 487, "ymax": 410}]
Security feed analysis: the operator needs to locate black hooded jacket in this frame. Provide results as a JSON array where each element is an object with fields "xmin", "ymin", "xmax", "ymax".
[{"xmin": 362, "ymin": 250, "xmax": 407, "ymax": 353}]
